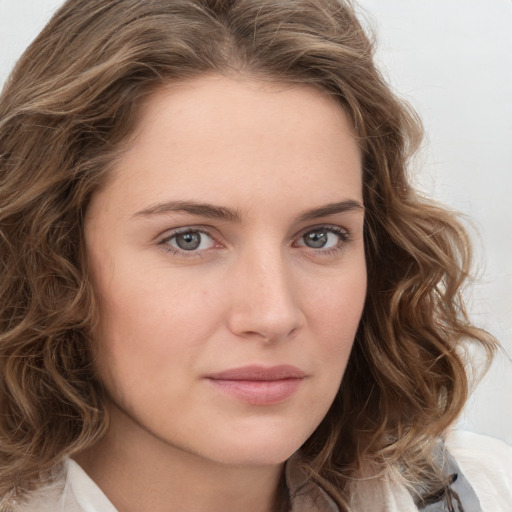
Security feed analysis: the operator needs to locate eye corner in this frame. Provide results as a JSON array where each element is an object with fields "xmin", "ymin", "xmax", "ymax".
[
  {"xmin": 293, "ymin": 225, "xmax": 351, "ymax": 253},
  {"xmin": 157, "ymin": 227, "xmax": 221, "ymax": 256}
]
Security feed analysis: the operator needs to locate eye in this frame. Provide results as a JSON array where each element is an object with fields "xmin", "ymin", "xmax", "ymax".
[
  {"xmin": 296, "ymin": 227, "xmax": 348, "ymax": 250},
  {"xmin": 161, "ymin": 229, "xmax": 216, "ymax": 252}
]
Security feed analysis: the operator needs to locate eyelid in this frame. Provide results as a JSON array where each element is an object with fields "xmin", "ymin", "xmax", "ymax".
[
  {"xmin": 293, "ymin": 224, "xmax": 350, "ymax": 242},
  {"xmin": 155, "ymin": 223, "xmax": 352, "ymax": 258},
  {"xmin": 157, "ymin": 224, "xmax": 217, "ymax": 242},
  {"xmin": 157, "ymin": 226, "xmax": 222, "ymax": 256},
  {"xmin": 292, "ymin": 224, "xmax": 351, "ymax": 253}
]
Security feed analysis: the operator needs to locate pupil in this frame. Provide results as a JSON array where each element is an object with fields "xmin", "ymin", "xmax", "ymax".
[
  {"xmin": 176, "ymin": 232, "xmax": 201, "ymax": 250},
  {"xmin": 305, "ymin": 230, "xmax": 328, "ymax": 248}
]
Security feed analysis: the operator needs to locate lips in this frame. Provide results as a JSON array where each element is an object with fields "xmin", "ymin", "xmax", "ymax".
[{"xmin": 206, "ymin": 365, "xmax": 306, "ymax": 405}]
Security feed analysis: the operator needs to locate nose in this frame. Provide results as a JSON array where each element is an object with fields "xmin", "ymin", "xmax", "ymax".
[{"xmin": 226, "ymin": 248, "xmax": 305, "ymax": 342}]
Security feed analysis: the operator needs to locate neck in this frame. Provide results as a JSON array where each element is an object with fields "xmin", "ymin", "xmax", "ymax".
[{"xmin": 74, "ymin": 404, "xmax": 288, "ymax": 512}]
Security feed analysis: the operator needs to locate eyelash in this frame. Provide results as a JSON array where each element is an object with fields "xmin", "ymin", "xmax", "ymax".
[
  {"xmin": 158, "ymin": 227, "xmax": 215, "ymax": 257},
  {"xmin": 157, "ymin": 225, "xmax": 351, "ymax": 258},
  {"xmin": 296, "ymin": 226, "xmax": 351, "ymax": 256}
]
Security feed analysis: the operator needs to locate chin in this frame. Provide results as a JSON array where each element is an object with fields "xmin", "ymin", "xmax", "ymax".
[
  {"xmin": 197, "ymin": 422, "xmax": 313, "ymax": 467},
  {"xmin": 211, "ymin": 446, "xmax": 298, "ymax": 467}
]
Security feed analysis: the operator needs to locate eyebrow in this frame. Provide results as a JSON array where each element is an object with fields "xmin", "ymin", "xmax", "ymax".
[
  {"xmin": 132, "ymin": 200, "xmax": 242, "ymax": 222},
  {"xmin": 132, "ymin": 199, "xmax": 364, "ymax": 222},
  {"xmin": 297, "ymin": 200, "xmax": 364, "ymax": 222}
]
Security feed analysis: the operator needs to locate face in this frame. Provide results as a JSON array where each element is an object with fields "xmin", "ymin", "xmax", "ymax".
[{"xmin": 85, "ymin": 75, "xmax": 366, "ymax": 467}]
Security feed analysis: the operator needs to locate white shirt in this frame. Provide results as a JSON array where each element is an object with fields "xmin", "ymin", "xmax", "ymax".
[{"xmin": 15, "ymin": 430, "xmax": 512, "ymax": 511}]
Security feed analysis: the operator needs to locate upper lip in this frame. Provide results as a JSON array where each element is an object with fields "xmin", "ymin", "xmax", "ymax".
[{"xmin": 206, "ymin": 365, "xmax": 306, "ymax": 381}]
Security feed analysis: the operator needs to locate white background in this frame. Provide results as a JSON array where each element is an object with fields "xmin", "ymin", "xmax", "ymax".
[{"xmin": 1, "ymin": 1, "xmax": 511, "ymax": 444}]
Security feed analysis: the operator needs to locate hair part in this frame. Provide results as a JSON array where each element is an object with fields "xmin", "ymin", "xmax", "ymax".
[{"xmin": 0, "ymin": 0, "xmax": 496, "ymax": 509}]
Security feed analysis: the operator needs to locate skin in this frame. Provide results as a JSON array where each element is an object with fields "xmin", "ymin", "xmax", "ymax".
[{"xmin": 79, "ymin": 74, "xmax": 367, "ymax": 512}]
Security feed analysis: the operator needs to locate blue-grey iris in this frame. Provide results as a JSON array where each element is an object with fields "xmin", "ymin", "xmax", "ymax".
[
  {"xmin": 175, "ymin": 232, "xmax": 202, "ymax": 250},
  {"xmin": 304, "ymin": 230, "xmax": 328, "ymax": 248}
]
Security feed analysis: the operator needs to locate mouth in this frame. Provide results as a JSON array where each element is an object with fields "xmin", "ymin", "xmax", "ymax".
[{"xmin": 205, "ymin": 365, "xmax": 306, "ymax": 405}]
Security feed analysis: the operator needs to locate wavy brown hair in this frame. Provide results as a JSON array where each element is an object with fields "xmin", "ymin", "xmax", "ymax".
[{"xmin": 0, "ymin": 0, "xmax": 496, "ymax": 509}]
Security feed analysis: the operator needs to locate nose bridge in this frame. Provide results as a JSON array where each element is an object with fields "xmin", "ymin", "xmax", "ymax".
[{"xmin": 227, "ymin": 242, "xmax": 303, "ymax": 340}]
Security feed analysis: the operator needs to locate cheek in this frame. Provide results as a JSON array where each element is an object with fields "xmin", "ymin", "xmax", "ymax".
[
  {"xmin": 298, "ymin": 266, "xmax": 366, "ymax": 392},
  {"xmin": 293, "ymin": 269, "xmax": 366, "ymax": 433},
  {"xmin": 306, "ymin": 262, "xmax": 367, "ymax": 340},
  {"xmin": 306, "ymin": 263, "xmax": 366, "ymax": 383},
  {"xmin": 89, "ymin": 261, "xmax": 222, "ymax": 390}
]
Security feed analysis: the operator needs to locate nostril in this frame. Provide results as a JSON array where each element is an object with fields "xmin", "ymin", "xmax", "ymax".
[
  {"xmin": 226, "ymin": 256, "xmax": 305, "ymax": 341},
  {"xmin": 227, "ymin": 301, "xmax": 305, "ymax": 342}
]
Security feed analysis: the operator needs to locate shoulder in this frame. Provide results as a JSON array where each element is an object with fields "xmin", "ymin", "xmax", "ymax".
[
  {"xmin": 349, "ymin": 430, "xmax": 512, "ymax": 512},
  {"xmin": 13, "ymin": 458, "xmax": 116, "ymax": 512},
  {"xmin": 13, "ymin": 479, "xmax": 68, "ymax": 512},
  {"xmin": 445, "ymin": 429, "xmax": 512, "ymax": 511}
]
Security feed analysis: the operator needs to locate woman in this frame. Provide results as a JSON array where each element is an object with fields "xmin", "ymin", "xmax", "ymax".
[{"xmin": 0, "ymin": 1, "xmax": 510, "ymax": 511}]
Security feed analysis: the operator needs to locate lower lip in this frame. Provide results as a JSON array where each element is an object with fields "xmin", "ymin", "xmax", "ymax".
[{"xmin": 207, "ymin": 378, "xmax": 303, "ymax": 405}]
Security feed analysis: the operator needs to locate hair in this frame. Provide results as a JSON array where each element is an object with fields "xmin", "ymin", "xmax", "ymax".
[{"xmin": 0, "ymin": 0, "xmax": 497, "ymax": 510}]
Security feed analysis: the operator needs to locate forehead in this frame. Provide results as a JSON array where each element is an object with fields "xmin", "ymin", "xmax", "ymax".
[
  {"xmin": 97, "ymin": 74, "xmax": 362, "ymax": 217},
  {"xmin": 132, "ymin": 74, "xmax": 354, "ymax": 133}
]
